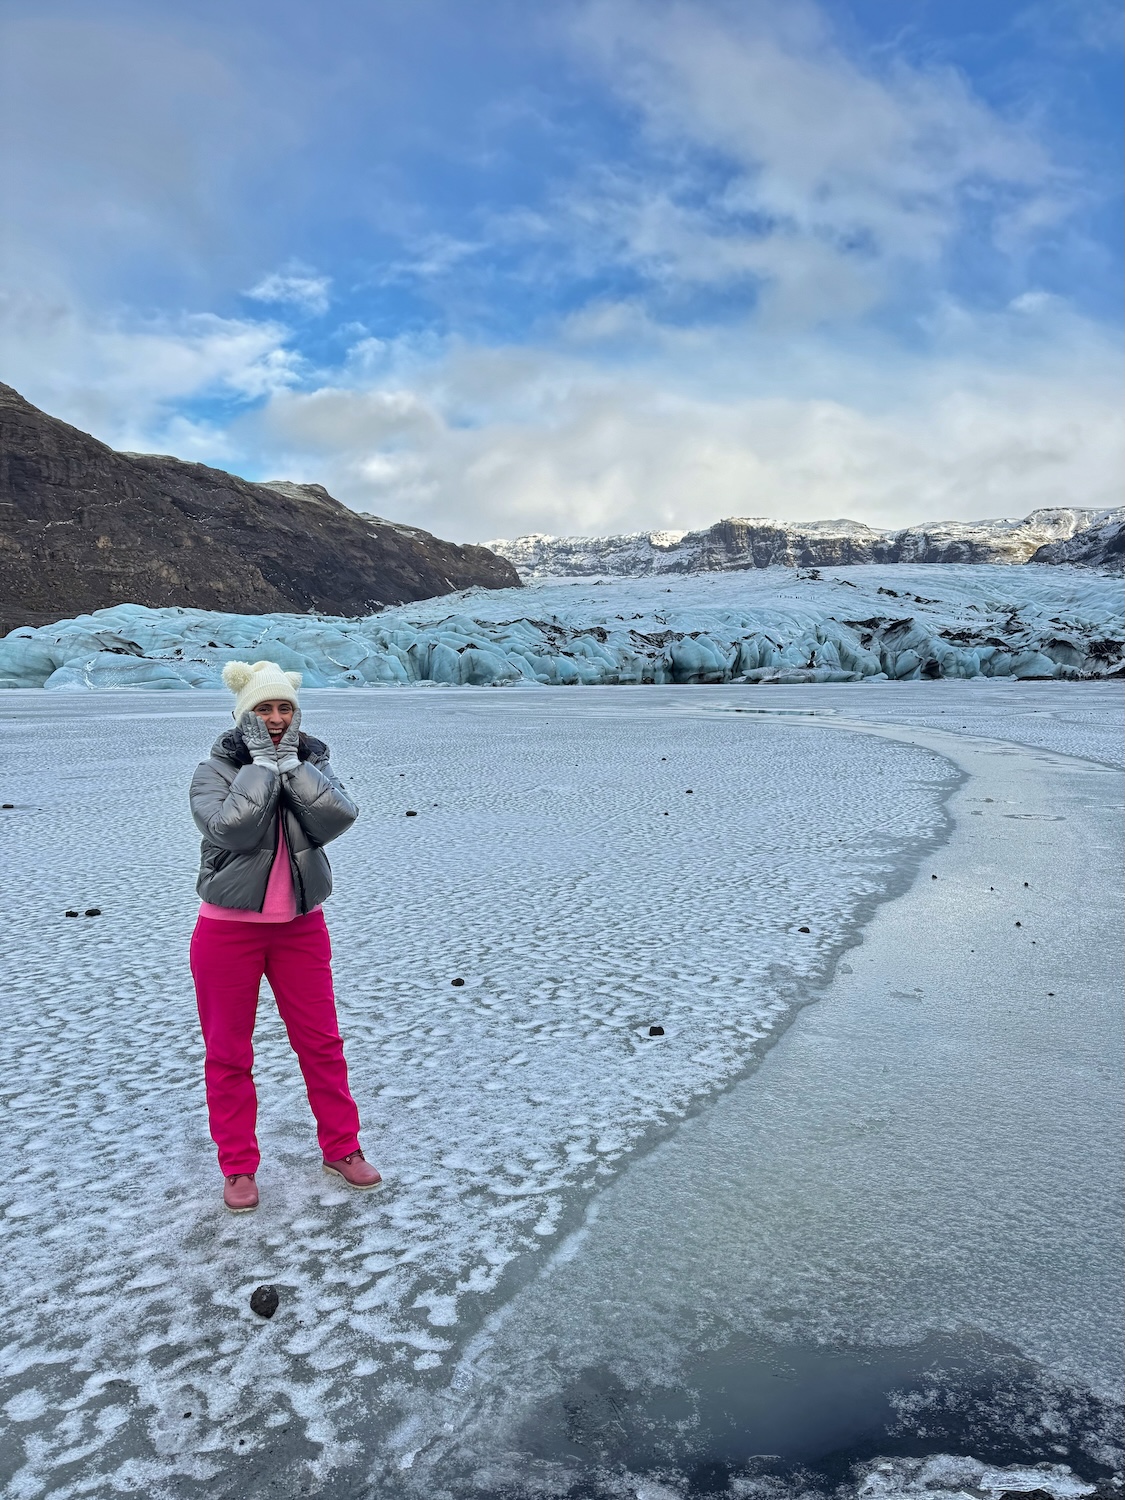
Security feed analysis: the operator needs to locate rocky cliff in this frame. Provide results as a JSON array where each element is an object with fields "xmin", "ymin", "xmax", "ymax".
[
  {"xmin": 0, "ymin": 383, "xmax": 518, "ymax": 631},
  {"xmin": 489, "ymin": 508, "xmax": 1124, "ymax": 580},
  {"xmin": 1030, "ymin": 516, "xmax": 1124, "ymax": 570}
]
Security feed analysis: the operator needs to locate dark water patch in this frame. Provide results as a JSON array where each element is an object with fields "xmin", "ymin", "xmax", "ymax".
[{"xmin": 449, "ymin": 1329, "xmax": 1122, "ymax": 1499}]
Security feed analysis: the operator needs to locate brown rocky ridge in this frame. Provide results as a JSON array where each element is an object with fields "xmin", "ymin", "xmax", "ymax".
[{"xmin": 0, "ymin": 382, "xmax": 519, "ymax": 633}]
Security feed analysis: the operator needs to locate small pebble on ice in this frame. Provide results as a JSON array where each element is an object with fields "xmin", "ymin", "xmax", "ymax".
[
  {"xmin": 65, "ymin": 910, "xmax": 78, "ymax": 918},
  {"xmin": 2, "ymin": 803, "xmax": 13, "ymax": 810},
  {"xmin": 1015, "ymin": 921, "xmax": 1022, "ymax": 927},
  {"xmin": 648, "ymin": 1025, "xmax": 665, "ymax": 1037},
  {"xmin": 931, "ymin": 874, "xmax": 938, "ymax": 880},
  {"xmin": 84, "ymin": 908, "xmax": 101, "ymax": 917},
  {"xmin": 250, "ymin": 1285, "xmax": 279, "ymax": 1319},
  {"xmin": 405, "ymin": 811, "xmax": 417, "ymax": 817},
  {"xmin": 798, "ymin": 925, "xmax": 811, "ymax": 933},
  {"xmin": 451, "ymin": 977, "xmax": 465, "ymax": 987}
]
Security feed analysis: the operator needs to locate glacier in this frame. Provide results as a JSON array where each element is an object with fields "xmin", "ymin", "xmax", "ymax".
[{"xmin": 0, "ymin": 564, "xmax": 1121, "ymax": 691}]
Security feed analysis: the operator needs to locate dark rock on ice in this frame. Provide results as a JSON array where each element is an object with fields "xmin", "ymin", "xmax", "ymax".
[
  {"xmin": 648, "ymin": 1025, "xmax": 665, "ymax": 1037},
  {"xmin": 798, "ymin": 926, "xmax": 811, "ymax": 933},
  {"xmin": 84, "ymin": 908, "xmax": 101, "ymax": 917},
  {"xmin": 2, "ymin": 802, "xmax": 12, "ymax": 809},
  {"xmin": 65, "ymin": 910, "xmax": 78, "ymax": 917},
  {"xmin": 250, "ymin": 1285, "xmax": 279, "ymax": 1319},
  {"xmin": 451, "ymin": 978, "xmax": 465, "ymax": 987},
  {"xmin": 405, "ymin": 810, "xmax": 418, "ymax": 816}
]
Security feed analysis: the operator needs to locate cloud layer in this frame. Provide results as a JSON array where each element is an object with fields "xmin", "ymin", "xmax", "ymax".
[{"xmin": 0, "ymin": 0, "xmax": 1120, "ymax": 540}]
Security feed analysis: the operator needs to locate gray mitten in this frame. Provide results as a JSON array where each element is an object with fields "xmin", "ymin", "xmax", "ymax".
[
  {"xmin": 239, "ymin": 710, "xmax": 279, "ymax": 771},
  {"xmin": 275, "ymin": 706, "xmax": 303, "ymax": 773}
]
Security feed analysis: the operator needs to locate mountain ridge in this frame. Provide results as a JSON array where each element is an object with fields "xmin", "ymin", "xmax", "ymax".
[
  {"xmin": 0, "ymin": 382, "xmax": 518, "ymax": 632},
  {"xmin": 488, "ymin": 509, "xmax": 1125, "ymax": 580}
]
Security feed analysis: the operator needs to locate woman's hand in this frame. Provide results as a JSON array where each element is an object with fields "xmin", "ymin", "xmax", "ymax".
[
  {"xmin": 239, "ymin": 710, "xmax": 279, "ymax": 770},
  {"xmin": 275, "ymin": 706, "xmax": 303, "ymax": 773}
]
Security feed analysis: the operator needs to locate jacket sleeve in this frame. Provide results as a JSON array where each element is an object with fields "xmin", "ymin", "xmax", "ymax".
[
  {"xmin": 280, "ymin": 758, "xmax": 358, "ymax": 846},
  {"xmin": 189, "ymin": 759, "xmax": 280, "ymax": 851}
]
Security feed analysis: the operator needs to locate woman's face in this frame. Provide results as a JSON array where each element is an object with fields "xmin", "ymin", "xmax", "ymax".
[{"xmin": 252, "ymin": 699, "xmax": 295, "ymax": 744}]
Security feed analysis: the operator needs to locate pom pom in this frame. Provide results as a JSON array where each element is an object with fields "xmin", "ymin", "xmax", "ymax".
[
  {"xmin": 285, "ymin": 671, "xmax": 302, "ymax": 692},
  {"xmin": 222, "ymin": 661, "xmax": 255, "ymax": 693}
]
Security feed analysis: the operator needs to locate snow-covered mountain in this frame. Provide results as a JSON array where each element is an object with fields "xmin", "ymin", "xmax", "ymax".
[
  {"xmin": 1031, "ymin": 515, "xmax": 1125, "ymax": 570},
  {"xmin": 487, "ymin": 508, "xmax": 1124, "ymax": 580}
]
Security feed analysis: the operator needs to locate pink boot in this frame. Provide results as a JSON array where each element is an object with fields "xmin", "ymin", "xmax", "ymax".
[
  {"xmin": 323, "ymin": 1149, "xmax": 382, "ymax": 1190},
  {"xmin": 223, "ymin": 1174, "xmax": 259, "ymax": 1213}
]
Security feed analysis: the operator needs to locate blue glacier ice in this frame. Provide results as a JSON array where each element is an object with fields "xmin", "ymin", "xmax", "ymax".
[{"xmin": 0, "ymin": 564, "xmax": 1120, "ymax": 690}]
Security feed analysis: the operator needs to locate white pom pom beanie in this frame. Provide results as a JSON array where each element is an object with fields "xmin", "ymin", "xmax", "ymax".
[{"xmin": 222, "ymin": 660, "xmax": 303, "ymax": 721}]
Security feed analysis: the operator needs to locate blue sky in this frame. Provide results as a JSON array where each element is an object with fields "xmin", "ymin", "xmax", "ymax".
[{"xmin": 1, "ymin": 0, "xmax": 1121, "ymax": 540}]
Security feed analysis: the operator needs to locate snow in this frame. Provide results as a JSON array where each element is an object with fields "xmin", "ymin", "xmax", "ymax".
[
  {"xmin": 0, "ymin": 565, "xmax": 1122, "ymax": 692},
  {"xmin": 0, "ymin": 682, "xmax": 1120, "ymax": 1497},
  {"xmin": 487, "ymin": 508, "xmax": 1125, "ymax": 578}
]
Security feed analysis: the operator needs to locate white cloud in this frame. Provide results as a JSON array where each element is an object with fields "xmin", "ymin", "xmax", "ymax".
[
  {"xmin": 553, "ymin": 0, "xmax": 1064, "ymax": 321},
  {"xmin": 246, "ymin": 267, "xmax": 332, "ymax": 315},
  {"xmin": 1, "ymin": 0, "xmax": 1116, "ymax": 551},
  {"xmin": 3, "ymin": 276, "xmax": 1117, "ymax": 551},
  {"xmin": 0, "ymin": 288, "xmax": 300, "ymax": 451},
  {"xmin": 222, "ymin": 297, "xmax": 1121, "ymax": 542}
]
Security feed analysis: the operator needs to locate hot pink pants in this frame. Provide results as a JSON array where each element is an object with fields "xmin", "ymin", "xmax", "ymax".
[{"xmin": 190, "ymin": 910, "xmax": 361, "ymax": 1175}]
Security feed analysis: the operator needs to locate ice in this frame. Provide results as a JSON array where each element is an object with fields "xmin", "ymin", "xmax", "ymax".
[
  {"xmin": 390, "ymin": 690, "xmax": 1122, "ymax": 1496},
  {"xmin": 0, "ymin": 688, "xmax": 955, "ymax": 1495},
  {"xmin": 852, "ymin": 1456, "xmax": 1097, "ymax": 1499},
  {"xmin": 0, "ymin": 565, "xmax": 1121, "ymax": 691},
  {"xmin": 0, "ymin": 683, "xmax": 1120, "ymax": 1497}
]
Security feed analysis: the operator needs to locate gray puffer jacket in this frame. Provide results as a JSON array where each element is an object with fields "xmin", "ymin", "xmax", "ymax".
[{"xmin": 190, "ymin": 727, "xmax": 358, "ymax": 914}]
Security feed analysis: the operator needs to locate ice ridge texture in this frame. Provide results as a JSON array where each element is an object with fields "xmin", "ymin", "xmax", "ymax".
[{"xmin": 0, "ymin": 565, "xmax": 1121, "ymax": 691}]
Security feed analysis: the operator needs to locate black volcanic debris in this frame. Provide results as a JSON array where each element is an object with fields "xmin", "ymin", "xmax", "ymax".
[
  {"xmin": 0, "ymin": 382, "xmax": 518, "ymax": 629},
  {"xmin": 249, "ymin": 1285, "xmax": 279, "ymax": 1319}
]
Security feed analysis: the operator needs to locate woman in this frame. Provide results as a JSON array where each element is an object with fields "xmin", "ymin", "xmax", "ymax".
[{"xmin": 189, "ymin": 659, "xmax": 380, "ymax": 1212}]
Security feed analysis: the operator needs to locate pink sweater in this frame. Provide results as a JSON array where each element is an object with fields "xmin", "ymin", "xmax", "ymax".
[{"xmin": 200, "ymin": 814, "xmax": 311, "ymax": 923}]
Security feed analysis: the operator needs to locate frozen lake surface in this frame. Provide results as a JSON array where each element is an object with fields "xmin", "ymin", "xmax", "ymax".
[{"xmin": 0, "ymin": 680, "xmax": 1121, "ymax": 1498}]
